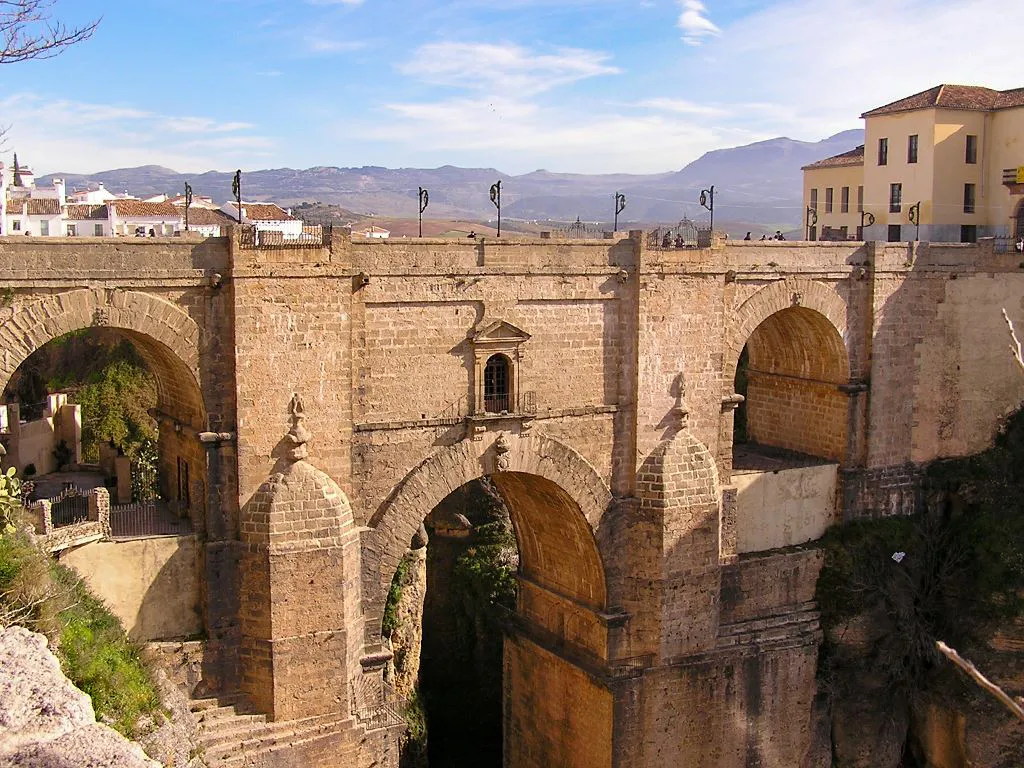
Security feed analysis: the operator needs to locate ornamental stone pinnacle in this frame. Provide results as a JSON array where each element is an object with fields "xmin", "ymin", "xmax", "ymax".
[{"xmin": 283, "ymin": 392, "xmax": 310, "ymax": 462}]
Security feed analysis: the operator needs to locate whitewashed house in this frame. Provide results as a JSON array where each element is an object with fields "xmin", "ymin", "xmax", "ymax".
[
  {"xmin": 222, "ymin": 201, "xmax": 302, "ymax": 239},
  {"xmin": 107, "ymin": 200, "xmax": 182, "ymax": 237},
  {"xmin": 64, "ymin": 204, "xmax": 110, "ymax": 237}
]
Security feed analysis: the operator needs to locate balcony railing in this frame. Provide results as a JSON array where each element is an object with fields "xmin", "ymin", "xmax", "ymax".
[
  {"xmin": 1003, "ymin": 168, "xmax": 1023, "ymax": 186},
  {"xmin": 482, "ymin": 391, "xmax": 536, "ymax": 416}
]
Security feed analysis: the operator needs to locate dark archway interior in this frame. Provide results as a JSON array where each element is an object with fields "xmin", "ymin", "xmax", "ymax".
[
  {"xmin": 381, "ymin": 472, "xmax": 608, "ymax": 767},
  {"xmin": 1, "ymin": 326, "xmax": 207, "ymax": 531},
  {"xmin": 733, "ymin": 306, "xmax": 850, "ymax": 465}
]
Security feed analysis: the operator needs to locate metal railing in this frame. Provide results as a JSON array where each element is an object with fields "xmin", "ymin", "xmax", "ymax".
[
  {"xmin": 238, "ymin": 224, "xmax": 332, "ymax": 248},
  {"xmin": 350, "ymin": 677, "xmax": 408, "ymax": 731},
  {"xmin": 556, "ymin": 217, "xmax": 606, "ymax": 239},
  {"xmin": 482, "ymin": 391, "xmax": 536, "ymax": 416},
  {"xmin": 647, "ymin": 219, "xmax": 711, "ymax": 250},
  {"xmin": 109, "ymin": 501, "xmax": 193, "ymax": 538},
  {"xmin": 1002, "ymin": 168, "xmax": 1021, "ymax": 185},
  {"xmin": 993, "ymin": 235, "xmax": 1024, "ymax": 254},
  {"xmin": 49, "ymin": 485, "xmax": 89, "ymax": 528}
]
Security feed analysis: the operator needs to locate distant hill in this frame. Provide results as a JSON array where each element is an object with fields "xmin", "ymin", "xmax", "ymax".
[{"xmin": 38, "ymin": 129, "xmax": 863, "ymax": 233}]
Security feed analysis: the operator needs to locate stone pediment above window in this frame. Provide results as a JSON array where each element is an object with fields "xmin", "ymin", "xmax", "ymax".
[
  {"xmin": 468, "ymin": 319, "xmax": 532, "ymax": 419},
  {"xmin": 470, "ymin": 320, "xmax": 531, "ymax": 347}
]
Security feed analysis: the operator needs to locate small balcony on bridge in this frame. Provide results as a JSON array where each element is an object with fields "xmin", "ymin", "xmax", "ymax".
[{"xmin": 732, "ymin": 443, "xmax": 838, "ymax": 554}]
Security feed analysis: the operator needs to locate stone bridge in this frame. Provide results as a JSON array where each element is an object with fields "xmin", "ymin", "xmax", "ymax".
[{"xmin": 1, "ymin": 230, "xmax": 1022, "ymax": 767}]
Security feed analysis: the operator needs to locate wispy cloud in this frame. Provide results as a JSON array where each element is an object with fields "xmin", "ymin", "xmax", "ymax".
[
  {"xmin": 677, "ymin": 0, "xmax": 719, "ymax": 46},
  {"xmin": 399, "ymin": 42, "xmax": 620, "ymax": 96},
  {"xmin": 1, "ymin": 95, "xmax": 273, "ymax": 173},
  {"xmin": 636, "ymin": 98, "xmax": 728, "ymax": 117},
  {"xmin": 304, "ymin": 36, "xmax": 365, "ymax": 54}
]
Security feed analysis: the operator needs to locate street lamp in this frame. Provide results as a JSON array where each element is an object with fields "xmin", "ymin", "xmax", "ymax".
[
  {"xmin": 184, "ymin": 182, "xmax": 193, "ymax": 232},
  {"xmin": 231, "ymin": 170, "xmax": 242, "ymax": 224},
  {"xmin": 418, "ymin": 187, "xmax": 429, "ymax": 238},
  {"xmin": 614, "ymin": 192, "xmax": 626, "ymax": 232},
  {"xmin": 699, "ymin": 185, "xmax": 715, "ymax": 232},
  {"xmin": 490, "ymin": 181, "xmax": 502, "ymax": 237},
  {"xmin": 908, "ymin": 202, "xmax": 921, "ymax": 242}
]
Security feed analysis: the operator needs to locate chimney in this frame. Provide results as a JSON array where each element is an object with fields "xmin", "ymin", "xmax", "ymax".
[{"xmin": 53, "ymin": 178, "xmax": 66, "ymax": 205}]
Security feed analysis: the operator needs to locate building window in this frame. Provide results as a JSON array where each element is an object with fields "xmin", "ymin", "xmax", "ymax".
[
  {"xmin": 39, "ymin": 220, "xmax": 49, "ymax": 236},
  {"xmin": 889, "ymin": 183, "xmax": 902, "ymax": 213},
  {"xmin": 878, "ymin": 137, "xmax": 888, "ymax": 166},
  {"xmin": 825, "ymin": 187, "xmax": 833, "ymax": 213},
  {"xmin": 966, "ymin": 134, "xmax": 978, "ymax": 164},
  {"xmin": 94, "ymin": 223, "xmax": 104, "ymax": 236},
  {"xmin": 840, "ymin": 186, "xmax": 850, "ymax": 213},
  {"xmin": 66, "ymin": 224, "xmax": 77, "ymax": 236},
  {"xmin": 960, "ymin": 224, "xmax": 977, "ymax": 243},
  {"xmin": 857, "ymin": 186, "xmax": 864, "ymax": 213},
  {"xmin": 483, "ymin": 354, "xmax": 511, "ymax": 413},
  {"xmin": 888, "ymin": 224, "xmax": 902, "ymax": 242},
  {"xmin": 963, "ymin": 183, "xmax": 976, "ymax": 214},
  {"xmin": 907, "ymin": 134, "xmax": 918, "ymax": 164},
  {"xmin": 11, "ymin": 220, "xmax": 20, "ymax": 231},
  {"xmin": 809, "ymin": 188, "xmax": 817, "ymax": 211}
]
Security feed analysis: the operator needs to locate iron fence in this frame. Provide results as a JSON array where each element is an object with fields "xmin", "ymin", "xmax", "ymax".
[
  {"xmin": 992, "ymin": 235, "xmax": 1024, "ymax": 254},
  {"xmin": 647, "ymin": 218, "xmax": 711, "ymax": 250},
  {"xmin": 238, "ymin": 224, "xmax": 331, "ymax": 249},
  {"xmin": 19, "ymin": 401, "xmax": 48, "ymax": 422},
  {"xmin": 49, "ymin": 485, "xmax": 89, "ymax": 528},
  {"xmin": 482, "ymin": 391, "xmax": 536, "ymax": 416},
  {"xmin": 556, "ymin": 217, "xmax": 606, "ymax": 239},
  {"xmin": 350, "ymin": 677, "xmax": 408, "ymax": 731},
  {"xmin": 109, "ymin": 501, "xmax": 193, "ymax": 538}
]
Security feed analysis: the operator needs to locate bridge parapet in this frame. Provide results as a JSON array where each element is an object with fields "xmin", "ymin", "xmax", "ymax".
[{"xmin": 0, "ymin": 235, "xmax": 229, "ymax": 280}]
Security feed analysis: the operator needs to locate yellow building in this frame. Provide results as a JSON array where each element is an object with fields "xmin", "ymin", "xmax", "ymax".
[
  {"xmin": 801, "ymin": 146, "xmax": 865, "ymax": 241},
  {"xmin": 804, "ymin": 84, "xmax": 1024, "ymax": 243}
]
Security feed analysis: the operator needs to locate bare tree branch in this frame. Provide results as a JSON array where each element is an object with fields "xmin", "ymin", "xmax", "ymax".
[
  {"xmin": 0, "ymin": 0, "xmax": 99, "ymax": 65},
  {"xmin": 1003, "ymin": 308, "xmax": 1024, "ymax": 374},
  {"xmin": 936, "ymin": 641, "xmax": 1024, "ymax": 722}
]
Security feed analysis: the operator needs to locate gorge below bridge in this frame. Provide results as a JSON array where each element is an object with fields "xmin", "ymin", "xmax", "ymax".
[{"xmin": 0, "ymin": 228, "xmax": 1022, "ymax": 767}]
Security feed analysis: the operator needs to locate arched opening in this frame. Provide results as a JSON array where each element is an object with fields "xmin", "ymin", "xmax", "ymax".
[
  {"xmin": 377, "ymin": 464, "xmax": 611, "ymax": 768},
  {"xmin": 0, "ymin": 321, "xmax": 207, "ymax": 641},
  {"xmin": 731, "ymin": 306, "xmax": 849, "ymax": 553},
  {"xmin": 483, "ymin": 354, "xmax": 511, "ymax": 414}
]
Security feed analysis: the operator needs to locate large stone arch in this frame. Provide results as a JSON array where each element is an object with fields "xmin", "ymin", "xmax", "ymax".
[
  {"xmin": 363, "ymin": 430, "xmax": 613, "ymax": 641},
  {"xmin": 724, "ymin": 277, "xmax": 848, "ymax": 388}
]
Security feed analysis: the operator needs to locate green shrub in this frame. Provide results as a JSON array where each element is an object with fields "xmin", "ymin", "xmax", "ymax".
[{"xmin": 0, "ymin": 530, "xmax": 160, "ymax": 736}]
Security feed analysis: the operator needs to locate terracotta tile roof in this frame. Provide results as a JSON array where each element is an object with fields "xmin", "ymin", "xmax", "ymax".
[
  {"xmin": 108, "ymin": 200, "xmax": 182, "ymax": 218},
  {"xmin": 862, "ymin": 84, "xmax": 1024, "ymax": 117},
  {"xmin": 184, "ymin": 207, "xmax": 234, "ymax": 226},
  {"xmin": 802, "ymin": 144, "xmax": 865, "ymax": 170},
  {"xmin": 25, "ymin": 198, "xmax": 61, "ymax": 215},
  {"xmin": 65, "ymin": 204, "xmax": 108, "ymax": 221},
  {"xmin": 228, "ymin": 201, "xmax": 296, "ymax": 221}
]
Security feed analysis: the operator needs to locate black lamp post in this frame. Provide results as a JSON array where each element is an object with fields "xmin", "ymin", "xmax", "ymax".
[
  {"xmin": 614, "ymin": 192, "xmax": 626, "ymax": 232},
  {"xmin": 806, "ymin": 207, "xmax": 818, "ymax": 240},
  {"xmin": 699, "ymin": 185, "xmax": 715, "ymax": 232},
  {"xmin": 232, "ymin": 170, "xmax": 242, "ymax": 223},
  {"xmin": 490, "ymin": 181, "xmax": 502, "ymax": 237},
  {"xmin": 908, "ymin": 202, "xmax": 921, "ymax": 242},
  {"xmin": 418, "ymin": 187, "xmax": 429, "ymax": 238},
  {"xmin": 184, "ymin": 182, "xmax": 193, "ymax": 232}
]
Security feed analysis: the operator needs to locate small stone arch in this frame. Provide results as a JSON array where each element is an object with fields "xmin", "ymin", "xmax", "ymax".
[
  {"xmin": 363, "ymin": 431, "xmax": 612, "ymax": 641},
  {"xmin": 0, "ymin": 288, "xmax": 203, "ymax": 423},
  {"xmin": 0, "ymin": 288, "xmax": 208, "ymax": 529},
  {"xmin": 724, "ymin": 278, "xmax": 848, "ymax": 388}
]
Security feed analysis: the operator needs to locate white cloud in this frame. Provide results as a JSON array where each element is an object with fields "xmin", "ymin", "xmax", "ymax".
[
  {"xmin": 0, "ymin": 95, "xmax": 273, "ymax": 173},
  {"xmin": 304, "ymin": 37, "xmax": 365, "ymax": 54},
  {"xmin": 636, "ymin": 98, "xmax": 728, "ymax": 117},
  {"xmin": 399, "ymin": 42, "xmax": 620, "ymax": 96},
  {"xmin": 690, "ymin": 0, "xmax": 1024, "ymax": 140},
  {"xmin": 677, "ymin": 0, "xmax": 719, "ymax": 46}
]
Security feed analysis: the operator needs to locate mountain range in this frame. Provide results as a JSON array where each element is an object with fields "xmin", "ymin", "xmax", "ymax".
[{"xmin": 38, "ymin": 129, "xmax": 863, "ymax": 233}]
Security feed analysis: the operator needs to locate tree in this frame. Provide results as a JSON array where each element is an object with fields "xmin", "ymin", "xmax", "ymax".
[{"xmin": 1, "ymin": 0, "xmax": 98, "ymax": 64}]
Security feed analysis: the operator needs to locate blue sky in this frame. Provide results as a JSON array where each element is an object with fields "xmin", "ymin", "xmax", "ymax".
[{"xmin": 5, "ymin": 0, "xmax": 1023, "ymax": 175}]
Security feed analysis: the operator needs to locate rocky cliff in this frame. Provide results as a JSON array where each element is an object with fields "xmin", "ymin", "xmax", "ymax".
[{"xmin": 0, "ymin": 624, "xmax": 160, "ymax": 767}]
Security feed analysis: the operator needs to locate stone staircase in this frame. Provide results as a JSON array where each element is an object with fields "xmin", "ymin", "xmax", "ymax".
[{"xmin": 190, "ymin": 694, "xmax": 354, "ymax": 767}]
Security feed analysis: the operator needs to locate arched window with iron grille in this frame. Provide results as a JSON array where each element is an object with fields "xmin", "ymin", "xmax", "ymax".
[{"xmin": 484, "ymin": 354, "xmax": 511, "ymax": 413}]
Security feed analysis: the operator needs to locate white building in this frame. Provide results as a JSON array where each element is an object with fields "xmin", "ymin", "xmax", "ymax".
[
  {"xmin": 64, "ymin": 204, "xmax": 110, "ymax": 237},
  {"xmin": 222, "ymin": 201, "xmax": 302, "ymax": 238},
  {"xmin": 353, "ymin": 225, "xmax": 391, "ymax": 239},
  {"xmin": 107, "ymin": 200, "xmax": 182, "ymax": 237}
]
